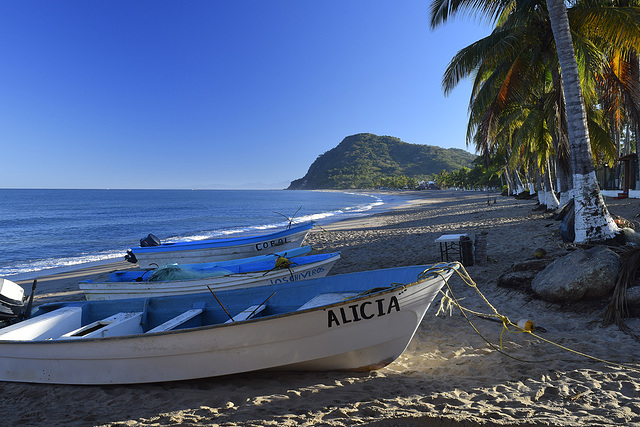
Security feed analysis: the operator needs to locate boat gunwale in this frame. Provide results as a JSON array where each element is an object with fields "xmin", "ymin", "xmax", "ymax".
[
  {"xmin": 83, "ymin": 253, "xmax": 341, "ymax": 287},
  {"xmin": 130, "ymin": 222, "xmax": 315, "ymax": 254}
]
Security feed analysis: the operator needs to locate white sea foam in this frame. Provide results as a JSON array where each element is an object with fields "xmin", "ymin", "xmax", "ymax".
[{"xmin": 0, "ymin": 190, "xmax": 404, "ymax": 278}]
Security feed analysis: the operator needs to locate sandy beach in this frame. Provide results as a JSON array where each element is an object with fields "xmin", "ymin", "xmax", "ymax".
[{"xmin": 3, "ymin": 190, "xmax": 640, "ymax": 426}]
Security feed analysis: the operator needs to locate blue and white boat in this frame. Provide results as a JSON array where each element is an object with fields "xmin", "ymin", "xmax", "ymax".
[
  {"xmin": 135, "ymin": 245, "xmax": 313, "ymax": 270},
  {"xmin": 125, "ymin": 222, "xmax": 316, "ymax": 268},
  {"xmin": 0, "ymin": 263, "xmax": 458, "ymax": 384},
  {"xmin": 80, "ymin": 251, "xmax": 341, "ymax": 300}
]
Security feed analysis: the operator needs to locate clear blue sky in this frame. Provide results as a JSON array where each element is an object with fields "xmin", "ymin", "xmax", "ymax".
[{"xmin": 0, "ymin": 1, "xmax": 490, "ymax": 189}]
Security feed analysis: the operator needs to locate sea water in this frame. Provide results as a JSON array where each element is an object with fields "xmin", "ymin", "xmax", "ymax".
[{"xmin": 0, "ymin": 189, "xmax": 408, "ymax": 278}]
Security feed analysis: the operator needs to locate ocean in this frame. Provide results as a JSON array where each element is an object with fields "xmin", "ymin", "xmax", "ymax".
[{"xmin": 0, "ymin": 189, "xmax": 408, "ymax": 279}]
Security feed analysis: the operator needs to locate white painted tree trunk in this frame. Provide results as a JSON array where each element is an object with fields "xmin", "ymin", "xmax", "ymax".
[
  {"xmin": 558, "ymin": 187, "xmax": 573, "ymax": 208},
  {"xmin": 544, "ymin": 159, "xmax": 560, "ymax": 210},
  {"xmin": 503, "ymin": 166, "xmax": 514, "ymax": 195},
  {"xmin": 545, "ymin": 190, "xmax": 560, "ymax": 210},
  {"xmin": 535, "ymin": 161, "xmax": 545, "ymax": 205},
  {"xmin": 546, "ymin": 0, "xmax": 619, "ymax": 242},
  {"xmin": 556, "ymin": 157, "xmax": 572, "ymax": 206},
  {"xmin": 514, "ymin": 170, "xmax": 526, "ymax": 195}
]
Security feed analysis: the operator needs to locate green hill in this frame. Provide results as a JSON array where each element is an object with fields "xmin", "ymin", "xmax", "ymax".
[{"xmin": 288, "ymin": 133, "xmax": 477, "ymax": 189}]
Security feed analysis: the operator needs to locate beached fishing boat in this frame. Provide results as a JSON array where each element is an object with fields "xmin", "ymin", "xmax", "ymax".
[
  {"xmin": 125, "ymin": 222, "xmax": 315, "ymax": 268},
  {"xmin": 0, "ymin": 263, "xmax": 457, "ymax": 384},
  {"xmin": 133, "ymin": 245, "xmax": 313, "ymax": 270},
  {"xmin": 80, "ymin": 251, "xmax": 340, "ymax": 300}
]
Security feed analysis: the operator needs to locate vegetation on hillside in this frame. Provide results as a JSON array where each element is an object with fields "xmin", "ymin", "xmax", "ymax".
[{"xmin": 288, "ymin": 133, "xmax": 477, "ymax": 189}]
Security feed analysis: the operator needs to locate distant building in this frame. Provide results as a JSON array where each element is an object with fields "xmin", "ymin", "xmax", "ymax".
[{"xmin": 417, "ymin": 180, "xmax": 439, "ymax": 190}]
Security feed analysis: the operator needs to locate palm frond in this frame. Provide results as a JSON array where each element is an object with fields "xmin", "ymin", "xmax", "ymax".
[
  {"xmin": 570, "ymin": 7, "xmax": 640, "ymax": 55},
  {"xmin": 603, "ymin": 246, "xmax": 640, "ymax": 340},
  {"xmin": 429, "ymin": 0, "xmax": 517, "ymax": 29}
]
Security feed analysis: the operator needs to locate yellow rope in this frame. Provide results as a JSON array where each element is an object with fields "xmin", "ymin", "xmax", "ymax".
[{"xmin": 421, "ymin": 262, "xmax": 640, "ymax": 372}]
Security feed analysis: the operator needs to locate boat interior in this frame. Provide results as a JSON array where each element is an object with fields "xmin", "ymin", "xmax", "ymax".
[
  {"xmin": 104, "ymin": 252, "xmax": 338, "ymax": 283},
  {"xmin": 0, "ymin": 264, "xmax": 433, "ymax": 342},
  {"xmin": 0, "ymin": 291, "xmax": 361, "ymax": 341}
]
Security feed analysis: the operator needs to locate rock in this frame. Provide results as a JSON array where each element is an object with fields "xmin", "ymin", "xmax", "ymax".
[
  {"xmin": 498, "ymin": 259, "xmax": 555, "ymax": 291},
  {"xmin": 512, "ymin": 259, "xmax": 554, "ymax": 272},
  {"xmin": 621, "ymin": 227, "xmax": 640, "ymax": 245},
  {"xmin": 497, "ymin": 270, "xmax": 538, "ymax": 291},
  {"xmin": 531, "ymin": 246, "xmax": 620, "ymax": 303},
  {"xmin": 627, "ymin": 287, "xmax": 640, "ymax": 317},
  {"xmin": 534, "ymin": 248, "xmax": 547, "ymax": 259}
]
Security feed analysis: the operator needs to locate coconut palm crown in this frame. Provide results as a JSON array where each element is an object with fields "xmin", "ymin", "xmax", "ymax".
[{"xmin": 430, "ymin": 0, "xmax": 640, "ymax": 243}]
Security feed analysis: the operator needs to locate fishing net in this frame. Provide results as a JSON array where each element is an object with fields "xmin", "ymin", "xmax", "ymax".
[{"xmin": 148, "ymin": 264, "xmax": 233, "ymax": 282}]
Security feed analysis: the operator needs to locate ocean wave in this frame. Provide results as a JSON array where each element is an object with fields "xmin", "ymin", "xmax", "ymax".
[
  {"xmin": 0, "ymin": 190, "xmax": 400, "ymax": 279},
  {"xmin": 1, "ymin": 251, "xmax": 125, "ymax": 280}
]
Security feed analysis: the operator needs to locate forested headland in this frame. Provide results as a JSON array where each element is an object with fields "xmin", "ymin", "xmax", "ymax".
[{"xmin": 288, "ymin": 133, "xmax": 477, "ymax": 190}]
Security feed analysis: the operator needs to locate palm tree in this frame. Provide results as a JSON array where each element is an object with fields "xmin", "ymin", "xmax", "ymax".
[
  {"xmin": 544, "ymin": 0, "xmax": 619, "ymax": 242},
  {"xmin": 429, "ymin": 0, "xmax": 638, "ymax": 242},
  {"xmin": 440, "ymin": 1, "xmax": 564, "ymax": 208}
]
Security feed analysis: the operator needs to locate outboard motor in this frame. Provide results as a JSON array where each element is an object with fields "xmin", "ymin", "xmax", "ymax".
[
  {"xmin": 124, "ymin": 250, "xmax": 138, "ymax": 264},
  {"xmin": 0, "ymin": 278, "xmax": 26, "ymax": 321},
  {"xmin": 140, "ymin": 233, "xmax": 161, "ymax": 247}
]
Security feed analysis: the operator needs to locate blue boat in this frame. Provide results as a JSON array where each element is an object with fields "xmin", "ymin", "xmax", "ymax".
[
  {"xmin": 80, "ymin": 251, "xmax": 341, "ymax": 300},
  {"xmin": 125, "ymin": 222, "xmax": 315, "ymax": 268}
]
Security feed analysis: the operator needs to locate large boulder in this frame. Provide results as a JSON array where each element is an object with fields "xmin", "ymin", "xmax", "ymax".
[{"xmin": 531, "ymin": 246, "xmax": 620, "ymax": 302}]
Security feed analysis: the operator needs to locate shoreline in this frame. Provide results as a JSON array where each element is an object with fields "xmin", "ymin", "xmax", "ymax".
[
  {"xmin": 10, "ymin": 189, "xmax": 436, "ymax": 299},
  {"xmin": 4, "ymin": 189, "xmax": 412, "ymax": 283},
  {"xmin": 2, "ymin": 190, "xmax": 639, "ymax": 426}
]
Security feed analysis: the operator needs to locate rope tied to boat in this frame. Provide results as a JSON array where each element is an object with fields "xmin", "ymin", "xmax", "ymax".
[
  {"xmin": 262, "ymin": 253, "xmax": 298, "ymax": 277},
  {"xmin": 426, "ymin": 261, "xmax": 640, "ymax": 372},
  {"xmin": 274, "ymin": 255, "xmax": 293, "ymax": 269}
]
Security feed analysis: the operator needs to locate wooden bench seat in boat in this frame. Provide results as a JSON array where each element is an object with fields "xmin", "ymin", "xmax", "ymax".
[
  {"xmin": 224, "ymin": 304, "xmax": 267, "ymax": 323},
  {"xmin": 146, "ymin": 308, "xmax": 204, "ymax": 333},
  {"xmin": 297, "ymin": 293, "xmax": 360, "ymax": 311},
  {"xmin": 60, "ymin": 312, "xmax": 143, "ymax": 339},
  {"xmin": 0, "ymin": 306, "xmax": 83, "ymax": 341}
]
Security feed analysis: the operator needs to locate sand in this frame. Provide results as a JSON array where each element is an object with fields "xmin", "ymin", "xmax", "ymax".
[{"xmin": 2, "ymin": 190, "xmax": 640, "ymax": 426}]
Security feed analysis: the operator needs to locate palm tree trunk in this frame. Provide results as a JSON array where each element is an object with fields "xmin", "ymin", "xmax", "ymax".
[
  {"xmin": 556, "ymin": 156, "xmax": 571, "ymax": 207},
  {"xmin": 528, "ymin": 165, "xmax": 536, "ymax": 195},
  {"xmin": 624, "ymin": 124, "xmax": 630, "ymax": 156},
  {"xmin": 536, "ymin": 163, "xmax": 545, "ymax": 206},
  {"xmin": 637, "ymin": 122, "xmax": 640, "ymax": 190},
  {"xmin": 544, "ymin": 158, "xmax": 560, "ymax": 210},
  {"xmin": 545, "ymin": 0, "xmax": 619, "ymax": 242},
  {"xmin": 504, "ymin": 157, "xmax": 514, "ymax": 195},
  {"xmin": 514, "ymin": 169, "xmax": 525, "ymax": 195}
]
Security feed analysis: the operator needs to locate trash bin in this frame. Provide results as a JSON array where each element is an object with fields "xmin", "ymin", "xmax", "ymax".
[{"xmin": 460, "ymin": 236, "xmax": 474, "ymax": 266}]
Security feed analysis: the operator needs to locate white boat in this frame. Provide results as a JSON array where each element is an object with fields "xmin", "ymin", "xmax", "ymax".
[
  {"xmin": 0, "ymin": 263, "xmax": 457, "ymax": 384},
  {"xmin": 125, "ymin": 222, "xmax": 315, "ymax": 268},
  {"xmin": 80, "ymin": 251, "xmax": 341, "ymax": 300}
]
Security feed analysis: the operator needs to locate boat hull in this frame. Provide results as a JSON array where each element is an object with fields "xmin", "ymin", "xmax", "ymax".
[
  {"xmin": 80, "ymin": 253, "xmax": 340, "ymax": 300},
  {"xmin": 130, "ymin": 223, "xmax": 314, "ymax": 268},
  {"xmin": 0, "ymin": 264, "xmax": 457, "ymax": 384}
]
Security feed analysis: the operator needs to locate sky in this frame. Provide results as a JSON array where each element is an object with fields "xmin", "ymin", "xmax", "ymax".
[{"xmin": 0, "ymin": 1, "xmax": 491, "ymax": 189}]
